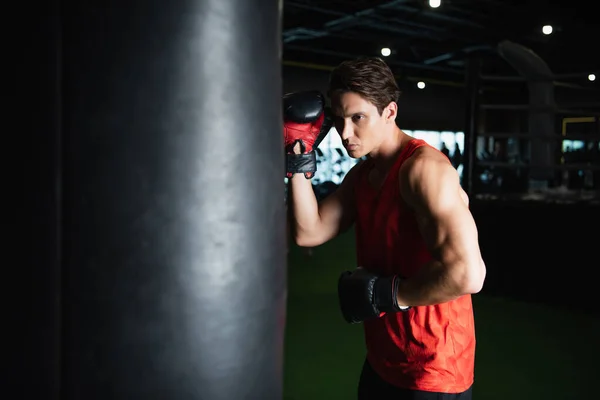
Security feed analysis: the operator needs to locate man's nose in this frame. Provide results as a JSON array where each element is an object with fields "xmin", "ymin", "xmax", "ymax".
[{"xmin": 339, "ymin": 122, "xmax": 353, "ymax": 141}]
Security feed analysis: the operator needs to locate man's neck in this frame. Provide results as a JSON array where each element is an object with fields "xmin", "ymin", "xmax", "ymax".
[{"xmin": 368, "ymin": 127, "xmax": 411, "ymax": 173}]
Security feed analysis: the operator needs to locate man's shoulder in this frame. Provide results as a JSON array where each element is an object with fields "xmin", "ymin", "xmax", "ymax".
[
  {"xmin": 398, "ymin": 144, "xmax": 457, "ymax": 200},
  {"xmin": 401, "ymin": 144, "xmax": 450, "ymax": 176}
]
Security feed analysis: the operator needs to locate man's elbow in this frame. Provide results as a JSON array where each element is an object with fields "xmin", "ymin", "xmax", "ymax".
[
  {"xmin": 289, "ymin": 223, "xmax": 313, "ymax": 247},
  {"xmin": 294, "ymin": 235, "xmax": 313, "ymax": 248},
  {"xmin": 460, "ymin": 259, "xmax": 486, "ymax": 294},
  {"xmin": 294, "ymin": 233, "xmax": 322, "ymax": 248}
]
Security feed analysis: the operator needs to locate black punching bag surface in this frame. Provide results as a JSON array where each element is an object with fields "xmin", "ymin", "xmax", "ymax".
[{"xmin": 62, "ymin": 1, "xmax": 285, "ymax": 399}]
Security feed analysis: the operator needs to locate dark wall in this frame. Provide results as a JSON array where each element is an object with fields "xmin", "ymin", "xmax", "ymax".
[
  {"xmin": 471, "ymin": 200, "xmax": 598, "ymax": 315},
  {"xmin": 555, "ymin": 84, "xmax": 600, "ymax": 107},
  {"xmin": 12, "ymin": 8, "xmax": 61, "ymax": 400}
]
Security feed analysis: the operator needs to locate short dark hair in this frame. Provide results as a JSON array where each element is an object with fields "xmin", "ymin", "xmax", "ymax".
[{"xmin": 327, "ymin": 57, "xmax": 401, "ymax": 115}]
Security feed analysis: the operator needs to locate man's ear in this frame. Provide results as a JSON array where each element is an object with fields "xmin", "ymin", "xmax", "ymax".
[{"xmin": 385, "ymin": 101, "xmax": 398, "ymax": 122}]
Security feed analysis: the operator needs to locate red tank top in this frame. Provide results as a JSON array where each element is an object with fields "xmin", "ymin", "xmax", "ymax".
[{"xmin": 354, "ymin": 138, "xmax": 475, "ymax": 393}]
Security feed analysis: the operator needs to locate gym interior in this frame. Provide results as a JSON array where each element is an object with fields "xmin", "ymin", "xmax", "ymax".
[{"xmin": 14, "ymin": 1, "xmax": 599, "ymax": 399}]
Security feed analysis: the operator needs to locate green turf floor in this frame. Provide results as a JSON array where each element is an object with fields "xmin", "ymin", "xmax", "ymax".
[{"xmin": 283, "ymin": 231, "xmax": 600, "ymax": 400}]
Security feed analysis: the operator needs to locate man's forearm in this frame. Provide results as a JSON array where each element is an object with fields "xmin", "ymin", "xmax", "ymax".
[
  {"xmin": 288, "ymin": 174, "xmax": 321, "ymax": 243},
  {"xmin": 396, "ymin": 260, "xmax": 469, "ymax": 307}
]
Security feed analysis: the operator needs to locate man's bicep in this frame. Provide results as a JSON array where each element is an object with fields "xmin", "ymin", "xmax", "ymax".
[
  {"xmin": 421, "ymin": 202, "xmax": 480, "ymax": 266},
  {"xmin": 403, "ymin": 158, "xmax": 479, "ymax": 262}
]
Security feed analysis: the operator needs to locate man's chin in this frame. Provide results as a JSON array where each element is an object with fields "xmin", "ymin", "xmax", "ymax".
[
  {"xmin": 347, "ymin": 150, "xmax": 366, "ymax": 159},
  {"xmin": 345, "ymin": 147, "xmax": 362, "ymax": 158}
]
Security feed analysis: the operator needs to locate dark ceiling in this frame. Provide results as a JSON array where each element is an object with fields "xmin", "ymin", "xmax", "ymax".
[{"xmin": 282, "ymin": 0, "xmax": 600, "ymax": 87}]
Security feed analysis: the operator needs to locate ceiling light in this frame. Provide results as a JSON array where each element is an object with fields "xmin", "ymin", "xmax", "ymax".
[
  {"xmin": 417, "ymin": 81, "xmax": 426, "ymax": 89},
  {"xmin": 381, "ymin": 47, "xmax": 391, "ymax": 57},
  {"xmin": 429, "ymin": 0, "xmax": 441, "ymax": 8},
  {"xmin": 542, "ymin": 25, "xmax": 553, "ymax": 35},
  {"xmin": 589, "ymin": 74, "xmax": 596, "ymax": 82}
]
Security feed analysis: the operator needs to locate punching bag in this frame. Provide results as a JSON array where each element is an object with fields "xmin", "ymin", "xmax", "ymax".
[
  {"xmin": 497, "ymin": 40, "xmax": 556, "ymax": 187},
  {"xmin": 60, "ymin": 0, "xmax": 285, "ymax": 399}
]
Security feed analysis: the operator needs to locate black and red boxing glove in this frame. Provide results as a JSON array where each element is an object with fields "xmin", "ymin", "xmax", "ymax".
[
  {"xmin": 337, "ymin": 267, "xmax": 411, "ymax": 324},
  {"xmin": 283, "ymin": 90, "xmax": 332, "ymax": 179}
]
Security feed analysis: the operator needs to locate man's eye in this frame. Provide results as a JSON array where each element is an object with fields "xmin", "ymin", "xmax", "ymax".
[{"xmin": 352, "ymin": 115, "xmax": 364, "ymax": 122}]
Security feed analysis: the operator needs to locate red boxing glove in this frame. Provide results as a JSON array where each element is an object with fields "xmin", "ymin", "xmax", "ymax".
[{"xmin": 283, "ymin": 90, "xmax": 331, "ymax": 179}]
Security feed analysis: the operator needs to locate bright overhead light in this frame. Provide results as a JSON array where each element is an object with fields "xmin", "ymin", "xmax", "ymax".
[
  {"xmin": 589, "ymin": 74, "xmax": 596, "ymax": 82},
  {"xmin": 417, "ymin": 81, "xmax": 426, "ymax": 89},
  {"xmin": 429, "ymin": 0, "xmax": 441, "ymax": 8},
  {"xmin": 542, "ymin": 25, "xmax": 553, "ymax": 35},
  {"xmin": 381, "ymin": 47, "xmax": 391, "ymax": 57}
]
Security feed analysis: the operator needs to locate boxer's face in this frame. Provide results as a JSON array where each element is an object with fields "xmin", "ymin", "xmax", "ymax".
[{"xmin": 331, "ymin": 91, "xmax": 395, "ymax": 158}]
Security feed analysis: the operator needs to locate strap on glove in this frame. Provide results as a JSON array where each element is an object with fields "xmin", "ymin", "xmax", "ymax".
[{"xmin": 337, "ymin": 267, "xmax": 410, "ymax": 324}]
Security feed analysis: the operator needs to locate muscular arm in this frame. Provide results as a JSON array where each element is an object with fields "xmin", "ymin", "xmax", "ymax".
[
  {"xmin": 396, "ymin": 149, "xmax": 486, "ymax": 307},
  {"xmin": 288, "ymin": 161, "xmax": 361, "ymax": 248}
]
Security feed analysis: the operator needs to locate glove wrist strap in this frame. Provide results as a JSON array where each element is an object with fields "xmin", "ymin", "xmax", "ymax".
[
  {"xmin": 286, "ymin": 152, "xmax": 317, "ymax": 178},
  {"xmin": 374, "ymin": 275, "xmax": 410, "ymax": 313}
]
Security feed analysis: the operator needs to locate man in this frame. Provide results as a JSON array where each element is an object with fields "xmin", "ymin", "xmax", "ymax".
[
  {"xmin": 284, "ymin": 57, "xmax": 486, "ymax": 400},
  {"xmin": 440, "ymin": 141, "xmax": 450, "ymax": 160}
]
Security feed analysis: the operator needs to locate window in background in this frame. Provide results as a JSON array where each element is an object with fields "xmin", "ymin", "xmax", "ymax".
[
  {"xmin": 313, "ymin": 128, "xmax": 360, "ymax": 185},
  {"xmin": 286, "ymin": 129, "xmax": 466, "ymax": 186},
  {"xmin": 406, "ymin": 130, "xmax": 465, "ymax": 178},
  {"xmin": 562, "ymin": 140, "xmax": 585, "ymax": 152}
]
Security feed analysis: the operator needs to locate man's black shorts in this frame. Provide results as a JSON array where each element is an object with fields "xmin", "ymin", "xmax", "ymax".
[{"xmin": 358, "ymin": 359, "xmax": 473, "ymax": 400}]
